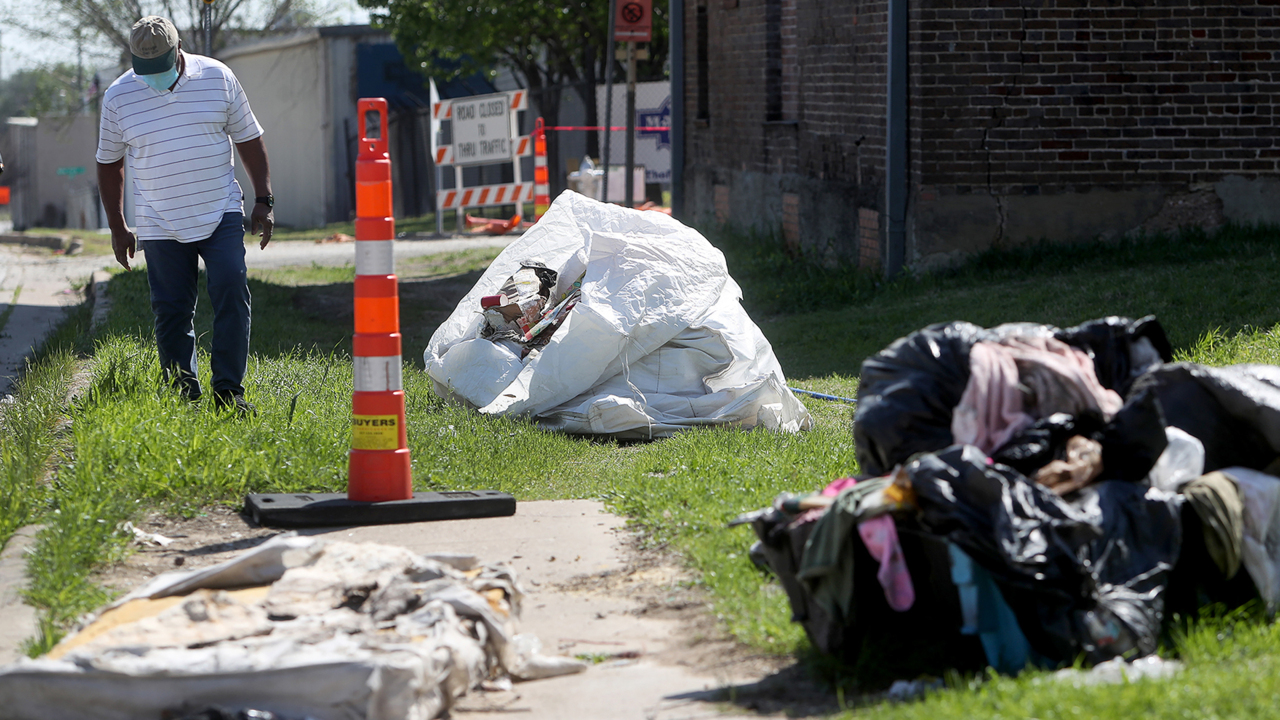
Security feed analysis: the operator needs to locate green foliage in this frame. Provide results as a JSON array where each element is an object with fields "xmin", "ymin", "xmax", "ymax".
[
  {"xmin": 357, "ymin": 0, "xmax": 668, "ymax": 91},
  {"xmin": 0, "ymin": 64, "xmax": 85, "ymax": 118},
  {"xmin": 835, "ymin": 609, "xmax": 1280, "ymax": 720},
  {"xmin": 716, "ymin": 222, "xmax": 1280, "ymax": 378}
]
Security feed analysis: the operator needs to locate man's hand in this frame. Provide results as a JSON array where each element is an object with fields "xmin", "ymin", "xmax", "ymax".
[
  {"xmin": 111, "ymin": 228, "xmax": 137, "ymax": 270},
  {"xmin": 250, "ymin": 203, "xmax": 274, "ymax": 249}
]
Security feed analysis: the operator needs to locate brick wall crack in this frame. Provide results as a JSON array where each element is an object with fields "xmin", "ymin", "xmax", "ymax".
[{"xmin": 983, "ymin": 0, "xmax": 1031, "ymax": 247}]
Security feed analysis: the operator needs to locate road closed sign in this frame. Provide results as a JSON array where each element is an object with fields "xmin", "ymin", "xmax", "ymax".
[
  {"xmin": 615, "ymin": 0, "xmax": 652, "ymax": 41},
  {"xmin": 450, "ymin": 92, "xmax": 514, "ymax": 166}
]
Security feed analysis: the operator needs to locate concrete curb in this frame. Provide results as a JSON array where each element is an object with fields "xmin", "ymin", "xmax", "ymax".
[
  {"xmin": 0, "ymin": 234, "xmax": 68, "ymax": 250},
  {"xmin": 88, "ymin": 270, "xmax": 111, "ymax": 331},
  {"xmin": 0, "ymin": 525, "xmax": 43, "ymax": 664}
]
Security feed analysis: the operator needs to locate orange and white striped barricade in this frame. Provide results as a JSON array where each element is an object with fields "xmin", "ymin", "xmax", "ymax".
[{"xmin": 432, "ymin": 91, "xmax": 535, "ymax": 227}]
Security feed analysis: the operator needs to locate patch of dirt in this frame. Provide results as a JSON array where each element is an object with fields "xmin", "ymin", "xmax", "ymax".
[
  {"xmin": 1141, "ymin": 189, "xmax": 1225, "ymax": 234},
  {"xmin": 557, "ymin": 538, "xmax": 788, "ymax": 678},
  {"xmin": 550, "ymin": 536, "xmax": 841, "ymax": 717},
  {"xmin": 91, "ymin": 506, "xmax": 279, "ymax": 596},
  {"xmin": 290, "ymin": 271, "xmax": 482, "ymax": 348}
]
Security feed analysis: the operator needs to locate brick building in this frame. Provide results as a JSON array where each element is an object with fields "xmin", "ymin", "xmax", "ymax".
[{"xmin": 682, "ymin": 0, "xmax": 1280, "ymax": 270}]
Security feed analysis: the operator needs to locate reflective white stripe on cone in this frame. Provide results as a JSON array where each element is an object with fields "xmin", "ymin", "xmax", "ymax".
[
  {"xmin": 355, "ymin": 240, "xmax": 396, "ymax": 276},
  {"xmin": 354, "ymin": 356, "xmax": 404, "ymax": 393}
]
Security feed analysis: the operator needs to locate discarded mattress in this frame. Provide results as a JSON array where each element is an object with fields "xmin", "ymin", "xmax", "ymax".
[
  {"xmin": 0, "ymin": 535, "xmax": 584, "ymax": 720},
  {"xmin": 424, "ymin": 190, "xmax": 812, "ymax": 438}
]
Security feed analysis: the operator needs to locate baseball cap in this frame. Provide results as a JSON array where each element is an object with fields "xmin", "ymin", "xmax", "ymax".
[{"xmin": 130, "ymin": 16, "xmax": 180, "ymax": 75}]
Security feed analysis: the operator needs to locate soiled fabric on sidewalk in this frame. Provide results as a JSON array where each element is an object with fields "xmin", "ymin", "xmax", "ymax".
[{"xmin": 1181, "ymin": 472, "xmax": 1244, "ymax": 580}]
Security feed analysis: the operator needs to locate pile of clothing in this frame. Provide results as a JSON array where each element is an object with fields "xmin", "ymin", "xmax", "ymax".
[{"xmin": 737, "ymin": 316, "xmax": 1280, "ymax": 678}]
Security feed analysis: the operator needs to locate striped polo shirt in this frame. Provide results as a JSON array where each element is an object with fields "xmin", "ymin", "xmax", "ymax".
[{"xmin": 96, "ymin": 53, "xmax": 263, "ymax": 243}]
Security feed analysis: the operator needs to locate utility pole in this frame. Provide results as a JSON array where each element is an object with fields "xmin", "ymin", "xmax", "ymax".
[
  {"xmin": 204, "ymin": 0, "xmax": 214, "ymax": 56},
  {"xmin": 602, "ymin": 0, "xmax": 617, "ymax": 204},
  {"xmin": 624, "ymin": 40, "xmax": 636, "ymax": 208},
  {"xmin": 77, "ymin": 27, "xmax": 84, "ymax": 114}
]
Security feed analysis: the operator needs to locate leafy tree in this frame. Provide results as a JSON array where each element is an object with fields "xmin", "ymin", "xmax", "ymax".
[
  {"xmin": 1, "ymin": 0, "xmax": 346, "ymax": 68},
  {"xmin": 0, "ymin": 65, "xmax": 85, "ymax": 118},
  {"xmin": 358, "ymin": 0, "xmax": 668, "ymax": 189}
]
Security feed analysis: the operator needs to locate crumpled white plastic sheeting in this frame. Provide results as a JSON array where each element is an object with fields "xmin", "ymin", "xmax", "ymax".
[
  {"xmin": 0, "ymin": 535, "xmax": 585, "ymax": 720},
  {"xmin": 1048, "ymin": 655, "xmax": 1183, "ymax": 687},
  {"xmin": 425, "ymin": 190, "xmax": 813, "ymax": 439}
]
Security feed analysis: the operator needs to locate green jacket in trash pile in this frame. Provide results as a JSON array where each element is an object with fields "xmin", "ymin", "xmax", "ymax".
[{"xmin": 738, "ymin": 316, "xmax": 1280, "ymax": 678}]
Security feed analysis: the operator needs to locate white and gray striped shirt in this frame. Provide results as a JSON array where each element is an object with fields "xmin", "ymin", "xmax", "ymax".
[{"xmin": 96, "ymin": 53, "xmax": 263, "ymax": 243}]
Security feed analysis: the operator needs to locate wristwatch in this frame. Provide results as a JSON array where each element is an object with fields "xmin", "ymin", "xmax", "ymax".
[{"xmin": 255, "ymin": 195, "xmax": 274, "ymax": 208}]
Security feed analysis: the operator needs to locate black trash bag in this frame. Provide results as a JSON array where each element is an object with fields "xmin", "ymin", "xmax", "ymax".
[
  {"xmin": 855, "ymin": 317, "xmax": 1170, "ymax": 477},
  {"xmin": 1055, "ymin": 315, "xmax": 1172, "ymax": 396},
  {"xmin": 854, "ymin": 321, "xmax": 986, "ymax": 476},
  {"xmin": 991, "ymin": 412, "xmax": 1108, "ymax": 476},
  {"xmin": 990, "ymin": 386, "xmax": 1169, "ymax": 483},
  {"xmin": 907, "ymin": 444, "xmax": 1182, "ymax": 665},
  {"xmin": 736, "ymin": 505, "xmax": 985, "ymax": 686},
  {"xmin": 1130, "ymin": 362, "xmax": 1280, "ymax": 473}
]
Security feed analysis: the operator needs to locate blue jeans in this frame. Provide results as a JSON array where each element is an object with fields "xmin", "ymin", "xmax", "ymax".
[{"xmin": 144, "ymin": 212, "xmax": 251, "ymax": 400}]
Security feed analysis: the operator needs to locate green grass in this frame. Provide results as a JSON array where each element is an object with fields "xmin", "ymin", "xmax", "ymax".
[
  {"xmin": 248, "ymin": 247, "xmax": 503, "ymax": 287},
  {"xmin": 833, "ymin": 608, "xmax": 1280, "ymax": 720},
  {"xmin": 725, "ymin": 222, "xmax": 1280, "ymax": 377},
  {"xmin": 7, "ymin": 220, "xmax": 1280, "ymax": 716}
]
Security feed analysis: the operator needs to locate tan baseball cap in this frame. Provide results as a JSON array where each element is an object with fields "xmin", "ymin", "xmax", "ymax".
[{"xmin": 130, "ymin": 16, "xmax": 180, "ymax": 75}]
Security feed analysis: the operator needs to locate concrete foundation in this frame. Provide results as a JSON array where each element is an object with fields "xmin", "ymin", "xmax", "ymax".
[
  {"xmin": 687, "ymin": 164, "xmax": 874, "ymax": 263},
  {"xmin": 689, "ymin": 172, "xmax": 1280, "ymax": 273}
]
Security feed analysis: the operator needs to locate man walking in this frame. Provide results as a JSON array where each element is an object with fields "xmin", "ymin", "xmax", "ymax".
[{"xmin": 96, "ymin": 15, "xmax": 272, "ymax": 414}]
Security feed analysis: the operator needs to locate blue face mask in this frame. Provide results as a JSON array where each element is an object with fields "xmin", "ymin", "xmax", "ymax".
[{"xmin": 140, "ymin": 65, "xmax": 179, "ymax": 92}]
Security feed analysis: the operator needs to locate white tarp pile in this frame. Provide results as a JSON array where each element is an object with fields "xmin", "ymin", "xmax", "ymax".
[
  {"xmin": 0, "ymin": 535, "xmax": 584, "ymax": 720},
  {"xmin": 425, "ymin": 191, "xmax": 813, "ymax": 438}
]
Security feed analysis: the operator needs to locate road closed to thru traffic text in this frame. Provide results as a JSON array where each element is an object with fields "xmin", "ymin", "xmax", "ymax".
[{"xmin": 451, "ymin": 93, "xmax": 514, "ymax": 166}]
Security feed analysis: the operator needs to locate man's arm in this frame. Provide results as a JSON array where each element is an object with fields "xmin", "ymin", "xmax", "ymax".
[
  {"xmin": 235, "ymin": 137, "xmax": 273, "ymax": 249},
  {"xmin": 97, "ymin": 159, "xmax": 135, "ymax": 270}
]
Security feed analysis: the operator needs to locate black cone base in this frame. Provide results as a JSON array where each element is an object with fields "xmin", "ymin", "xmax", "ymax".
[{"xmin": 244, "ymin": 490, "xmax": 516, "ymax": 528}]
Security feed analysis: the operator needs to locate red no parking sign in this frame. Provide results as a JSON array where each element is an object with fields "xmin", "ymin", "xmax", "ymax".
[{"xmin": 615, "ymin": 0, "xmax": 652, "ymax": 42}]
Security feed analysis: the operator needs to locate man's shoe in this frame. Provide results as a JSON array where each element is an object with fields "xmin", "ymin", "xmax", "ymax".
[{"xmin": 213, "ymin": 392, "xmax": 257, "ymax": 417}]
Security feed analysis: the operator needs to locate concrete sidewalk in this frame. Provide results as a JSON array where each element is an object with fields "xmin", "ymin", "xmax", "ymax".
[
  {"xmin": 0, "ymin": 244, "xmax": 112, "ymax": 396},
  {"xmin": 0, "ymin": 234, "xmax": 515, "ymax": 396},
  {"xmin": 20, "ymin": 501, "xmax": 787, "ymax": 719}
]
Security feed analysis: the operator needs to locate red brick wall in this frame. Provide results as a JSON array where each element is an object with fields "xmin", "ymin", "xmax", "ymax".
[
  {"xmin": 686, "ymin": 0, "xmax": 889, "ymax": 185},
  {"xmin": 911, "ymin": 0, "xmax": 1280, "ymax": 195}
]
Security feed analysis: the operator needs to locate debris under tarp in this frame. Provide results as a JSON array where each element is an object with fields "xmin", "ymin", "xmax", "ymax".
[
  {"xmin": 424, "ymin": 190, "xmax": 813, "ymax": 439},
  {"xmin": 0, "ymin": 535, "xmax": 585, "ymax": 720},
  {"xmin": 736, "ymin": 315, "xmax": 1280, "ymax": 682}
]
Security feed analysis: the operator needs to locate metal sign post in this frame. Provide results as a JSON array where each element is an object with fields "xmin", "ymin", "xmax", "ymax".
[
  {"xmin": 614, "ymin": 0, "xmax": 652, "ymax": 207},
  {"xmin": 203, "ymin": 0, "xmax": 214, "ymax": 55},
  {"xmin": 625, "ymin": 41, "xmax": 636, "ymax": 208}
]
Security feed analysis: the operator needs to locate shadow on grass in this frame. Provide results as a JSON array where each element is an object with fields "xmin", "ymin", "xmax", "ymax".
[
  {"xmin": 712, "ymin": 222, "xmax": 1280, "ymax": 379},
  {"xmin": 101, "ymin": 267, "xmax": 485, "ymax": 365}
]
